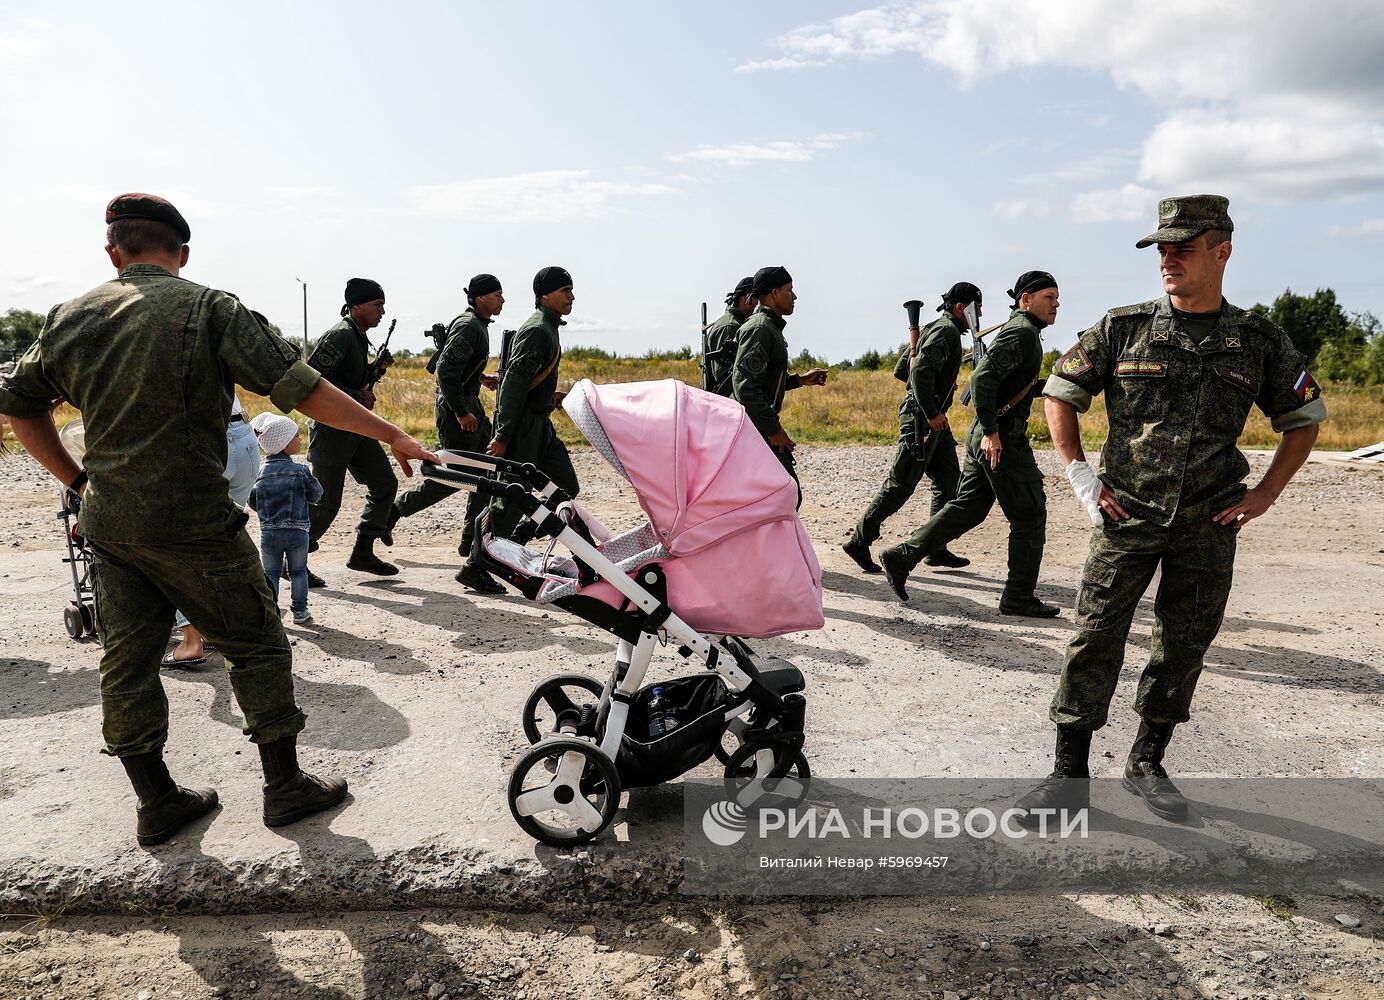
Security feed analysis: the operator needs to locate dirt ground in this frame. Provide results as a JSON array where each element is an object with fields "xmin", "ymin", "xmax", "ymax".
[{"xmin": 2, "ymin": 443, "xmax": 1382, "ymax": 999}]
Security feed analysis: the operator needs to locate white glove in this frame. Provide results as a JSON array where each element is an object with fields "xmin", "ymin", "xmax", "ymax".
[{"xmin": 1065, "ymin": 460, "xmax": 1105, "ymax": 526}]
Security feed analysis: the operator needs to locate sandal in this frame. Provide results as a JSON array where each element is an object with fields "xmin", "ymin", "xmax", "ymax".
[{"xmin": 161, "ymin": 651, "xmax": 207, "ymax": 668}]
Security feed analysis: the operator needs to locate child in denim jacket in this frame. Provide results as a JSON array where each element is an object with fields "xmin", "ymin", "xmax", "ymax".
[{"xmin": 248, "ymin": 415, "xmax": 322, "ymax": 624}]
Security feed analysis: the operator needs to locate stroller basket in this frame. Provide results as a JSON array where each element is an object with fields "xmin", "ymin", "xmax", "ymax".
[{"xmin": 618, "ymin": 674, "xmax": 733, "ymax": 788}]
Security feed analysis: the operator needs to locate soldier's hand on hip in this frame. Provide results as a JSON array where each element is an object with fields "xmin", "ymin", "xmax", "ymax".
[
  {"xmin": 1213, "ymin": 484, "xmax": 1275, "ymax": 530},
  {"xmin": 768, "ymin": 429, "xmax": 796, "ymax": 453},
  {"xmin": 388, "ymin": 431, "xmax": 438, "ymax": 478},
  {"xmin": 800, "ymin": 368, "xmax": 829, "ymax": 386},
  {"xmin": 981, "ymin": 431, "xmax": 1003, "ymax": 470},
  {"xmin": 487, "ymin": 439, "xmax": 508, "ymax": 458},
  {"xmin": 927, "ymin": 413, "xmax": 948, "ymax": 432},
  {"xmin": 1098, "ymin": 486, "xmax": 1130, "ymax": 522},
  {"xmin": 458, "ymin": 413, "xmax": 478, "ymax": 433},
  {"xmin": 361, "ymin": 389, "xmax": 377, "ymax": 410}
]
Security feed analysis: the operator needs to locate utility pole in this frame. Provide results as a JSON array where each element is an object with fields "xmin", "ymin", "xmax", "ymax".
[{"xmin": 295, "ymin": 278, "xmax": 309, "ymax": 356}]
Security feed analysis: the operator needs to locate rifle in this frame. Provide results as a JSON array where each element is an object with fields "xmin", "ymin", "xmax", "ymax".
[
  {"xmin": 698, "ymin": 301, "xmax": 710, "ymax": 391},
  {"xmin": 496, "ymin": 328, "xmax": 518, "ymax": 382},
  {"xmin": 899, "ymin": 300, "xmax": 932, "ymax": 457},
  {"xmin": 423, "ymin": 322, "xmax": 448, "ymax": 375},
  {"xmin": 364, "ymin": 318, "xmax": 396, "ymax": 392},
  {"xmin": 958, "ymin": 321, "xmax": 1005, "ymax": 406}
]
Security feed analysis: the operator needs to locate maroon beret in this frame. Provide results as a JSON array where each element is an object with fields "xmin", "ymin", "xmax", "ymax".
[{"xmin": 105, "ymin": 192, "xmax": 191, "ymax": 243}]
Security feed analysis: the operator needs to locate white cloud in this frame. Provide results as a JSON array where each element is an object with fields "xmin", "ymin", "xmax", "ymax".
[
  {"xmin": 1327, "ymin": 218, "xmax": 1384, "ymax": 238},
  {"xmin": 408, "ymin": 171, "xmax": 675, "ymax": 222},
  {"xmin": 1071, "ymin": 184, "xmax": 1158, "ymax": 222},
  {"xmin": 747, "ymin": 1, "xmax": 1384, "ymax": 201},
  {"xmin": 992, "ymin": 199, "xmax": 1027, "ymax": 220},
  {"xmin": 673, "ymin": 133, "xmax": 863, "ymax": 167}
]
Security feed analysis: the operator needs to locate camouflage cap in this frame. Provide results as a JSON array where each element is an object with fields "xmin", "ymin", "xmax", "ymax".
[
  {"xmin": 1135, "ymin": 194, "xmax": 1233, "ymax": 248},
  {"xmin": 105, "ymin": 192, "xmax": 191, "ymax": 243}
]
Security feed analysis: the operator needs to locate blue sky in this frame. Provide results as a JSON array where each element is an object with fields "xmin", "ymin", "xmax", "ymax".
[{"xmin": 2, "ymin": 1, "xmax": 1381, "ymax": 359}]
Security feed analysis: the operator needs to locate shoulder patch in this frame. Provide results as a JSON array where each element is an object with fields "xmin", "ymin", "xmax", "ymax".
[
  {"xmin": 1292, "ymin": 368, "xmax": 1321, "ymax": 402},
  {"xmin": 310, "ymin": 340, "xmax": 342, "ymax": 371},
  {"xmin": 741, "ymin": 346, "xmax": 767, "ymax": 376},
  {"xmin": 1056, "ymin": 345, "xmax": 1093, "ymax": 379}
]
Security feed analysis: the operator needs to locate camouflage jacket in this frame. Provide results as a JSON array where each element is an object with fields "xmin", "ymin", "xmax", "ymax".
[
  {"xmin": 732, "ymin": 305, "xmax": 802, "ymax": 440},
  {"xmin": 972, "ymin": 309, "xmax": 1046, "ymax": 435},
  {"xmin": 704, "ymin": 307, "xmax": 747, "ymax": 396},
  {"xmin": 897, "ymin": 312, "xmax": 964, "ymax": 426},
  {"xmin": 1043, "ymin": 296, "xmax": 1328, "ymax": 525},
  {"xmin": 0, "ymin": 263, "xmax": 319, "ymax": 542},
  {"xmin": 492, "ymin": 307, "xmax": 562, "ymax": 444},
  {"xmin": 435, "ymin": 307, "xmax": 491, "ymax": 425},
  {"xmin": 307, "ymin": 317, "xmax": 373, "ymax": 402}
]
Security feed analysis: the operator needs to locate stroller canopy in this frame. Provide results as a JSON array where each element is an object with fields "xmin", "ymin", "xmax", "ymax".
[{"xmin": 564, "ymin": 379, "xmax": 799, "ymax": 556}]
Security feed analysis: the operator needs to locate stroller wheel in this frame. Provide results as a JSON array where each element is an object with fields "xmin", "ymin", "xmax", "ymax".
[
  {"xmin": 63, "ymin": 605, "xmax": 84, "ymax": 640},
  {"xmin": 724, "ymin": 742, "xmax": 811, "ymax": 810},
  {"xmin": 80, "ymin": 602, "xmax": 97, "ymax": 637},
  {"xmin": 509, "ymin": 737, "xmax": 621, "ymax": 846},
  {"xmin": 522, "ymin": 673, "xmax": 603, "ymax": 744},
  {"xmin": 713, "ymin": 716, "xmax": 752, "ymax": 766}
]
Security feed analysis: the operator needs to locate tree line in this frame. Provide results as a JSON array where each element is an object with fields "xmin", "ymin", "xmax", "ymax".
[{"xmin": 3, "ymin": 289, "xmax": 1381, "ymax": 385}]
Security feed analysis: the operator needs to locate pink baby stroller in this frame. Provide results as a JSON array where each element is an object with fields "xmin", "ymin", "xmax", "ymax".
[{"xmin": 421, "ymin": 378, "xmax": 823, "ymax": 845}]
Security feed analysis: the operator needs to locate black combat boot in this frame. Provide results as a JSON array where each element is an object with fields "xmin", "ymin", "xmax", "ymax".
[
  {"xmin": 924, "ymin": 547, "xmax": 970, "ymax": 568},
  {"xmin": 121, "ymin": 752, "xmax": 219, "ymax": 847},
  {"xmin": 346, "ymin": 533, "xmax": 398, "ymax": 575},
  {"xmin": 381, "ymin": 505, "xmax": 401, "ymax": 547},
  {"xmin": 258, "ymin": 736, "xmax": 349, "ymax": 828},
  {"xmin": 1122, "ymin": 719, "xmax": 1188, "ymax": 821},
  {"xmin": 999, "ymin": 591, "xmax": 1061, "ymax": 618},
  {"xmin": 842, "ymin": 538, "xmax": 881, "ymax": 573},
  {"xmin": 879, "ymin": 546, "xmax": 911, "ymax": 601},
  {"xmin": 456, "ymin": 562, "xmax": 505, "ymax": 594},
  {"xmin": 1014, "ymin": 726, "xmax": 1092, "ymax": 829}
]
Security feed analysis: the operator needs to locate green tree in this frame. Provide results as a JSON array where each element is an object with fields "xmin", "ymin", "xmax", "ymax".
[
  {"xmin": 0, "ymin": 308, "xmax": 44, "ymax": 359},
  {"xmin": 1040, "ymin": 348, "xmax": 1061, "ymax": 379},
  {"xmin": 1251, "ymin": 288, "xmax": 1351, "ymax": 362}
]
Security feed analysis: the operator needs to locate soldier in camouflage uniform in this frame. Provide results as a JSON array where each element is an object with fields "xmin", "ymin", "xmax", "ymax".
[
  {"xmin": 305, "ymin": 278, "xmax": 399, "ymax": 577},
  {"xmin": 389, "ymin": 273, "xmax": 505, "ymax": 594},
  {"xmin": 1016, "ymin": 195, "xmax": 1326, "ymax": 825},
  {"xmin": 485, "ymin": 266, "xmax": 581, "ymax": 542},
  {"xmin": 843, "ymin": 282, "xmax": 981, "ymax": 574},
  {"xmin": 880, "ymin": 271, "xmax": 1060, "ymax": 618},
  {"xmin": 730, "ymin": 266, "xmax": 829, "ymax": 508},
  {"xmin": 0, "ymin": 194, "xmax": 435, "ymax": 845},
  {"xmin": 704, "ymin": 276, "xmax": 755, "ymax": 396}
]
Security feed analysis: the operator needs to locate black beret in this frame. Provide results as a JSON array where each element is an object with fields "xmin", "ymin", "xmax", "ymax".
[
  {"xmin": 533, "ymin": 266, "xmax": 573, "ymax": 298},
  {"xmin": 939, "ymin": 281, "xmax": 982, "ymax": 311},
  {"xmin": 751, "ymin": 266, "xmax": 792, "ymax": 298},
  {"xmin": 1007, "ymin": 270, "xmax": 1057, "ymax": 304},
  {"xmin": 105, "ymin": 192, "xmax": 190, "ymax": 243},
  {"xmin": 344, "ymin": 277, "xmax": 385, "ymax": 307},
  {"xmin": 465, "ymin": 273, "xmax": 502, "ymax": 299}
]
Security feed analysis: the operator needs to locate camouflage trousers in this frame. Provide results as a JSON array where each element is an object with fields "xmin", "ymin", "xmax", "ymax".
[
  {"xmin": 1050, "ymin": 503, "xmax": 1239, "ymax": 730},
  {"xmin": 90, "ymin": 532, "xmax": 306, "ymax": 757},
  {"xmin": 307, "ymin": 424, "xmax": 398, "ymax": 543},
  {"xmin": 893, "ymin": 419, "xmax": 1046, "ymax": 598},
  {"xmin": 393, "ymin": 398, "xmax": 492, "ymax": 554},
  {"xmin": 850, "ymin": 429, "xmax": 960, "ymax": 546},
  {"xmin": 488, "ymin": 413, "xmax": 580, "ymax": 541}
]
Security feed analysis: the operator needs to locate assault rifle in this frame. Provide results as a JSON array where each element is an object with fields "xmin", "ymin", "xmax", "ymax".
[
  {"xmin": 423, "ymin": 322, "xmax": 448, "ymax": 374},
  {"xmin": 958, "ymin": 320, "xmax": 1004, "ymax": 406},
  {"xmin": 364, "ymin": 318, "xmax": 396, "ymax": 391},
  {"xmin": 698, "ymin": 301, "xmax": 711, "ymax": 391}
]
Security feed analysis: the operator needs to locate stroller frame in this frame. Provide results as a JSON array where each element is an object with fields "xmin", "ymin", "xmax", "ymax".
[
  {"xmin": 422, "ymin": 451, "xmax": 810, "ymax": 845},
  {"xmin": 58, "ymin": 487, "xmax": 97, "ymax": 640}
]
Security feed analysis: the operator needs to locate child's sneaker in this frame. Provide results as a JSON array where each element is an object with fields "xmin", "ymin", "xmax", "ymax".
[{"xmin": 292, "ymin": 611, "xmax": 313, "ymax": 625}]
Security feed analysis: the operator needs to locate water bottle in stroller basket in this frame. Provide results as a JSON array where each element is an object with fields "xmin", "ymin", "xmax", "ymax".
[{"xmin": 645, "ymin": 686, "xmax": 681, "ymax": 738}]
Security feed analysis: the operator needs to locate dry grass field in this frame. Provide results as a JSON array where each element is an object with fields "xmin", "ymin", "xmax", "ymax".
[
  {"xmin": 238, "ymin": 358, "xmax": 1383, "ymax": 452},
  {"xmin": 13, "ymin": 357, "xmax": 1380, "ymax": 453}
]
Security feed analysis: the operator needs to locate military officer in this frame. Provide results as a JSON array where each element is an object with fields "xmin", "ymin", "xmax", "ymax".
[
  {"xmin": 880, "ymin": 271, "xmax": 1059, "ymax": 618},
  {"xmin": 388, "ymin": 274, "xmax": 505, "ymax": 594},
  {"xmin": 0, "ymin": 193, "xmax": 436, "ymax": 844},
  {"xmin": 843, "ymin": 282, "xmax": 981, "ymax": 573},
  {"xmin": 1015, "ymin": 195, "xmax": 1326, "ymax": 824},
  {"xmin": 730, "ymin": 266, "xmax": 829, "ymax": 507},
  {"xmin": 306, "ymin": 278, "xmax": 399, "ymax": 577},
  {"xmin": 704, "ymin": 276, "xmax": 756, "ymax": 396},
  {"xmin": 485, "ymin": 266, "xmax": 581, "ymax": 542}
]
